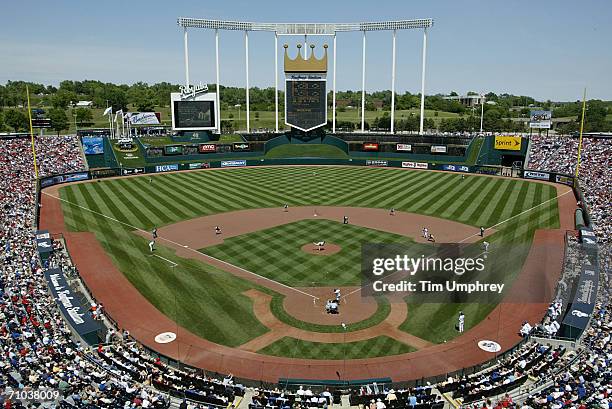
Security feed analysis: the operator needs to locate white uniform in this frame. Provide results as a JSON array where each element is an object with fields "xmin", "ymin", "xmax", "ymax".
[
  {"xmin": 148, "ymin": 240, "xmax": 155, "ymax": 252},
  {"xmin": 458, "ymin": 313, "xmax": 465, "ymax": 333}
]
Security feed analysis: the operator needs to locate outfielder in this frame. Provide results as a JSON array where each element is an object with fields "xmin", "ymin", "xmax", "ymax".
[{"xmin": 458, "ymin": 311, "xmax": 465, "ymax": 333}]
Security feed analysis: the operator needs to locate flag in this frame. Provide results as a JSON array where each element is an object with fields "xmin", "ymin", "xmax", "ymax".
[{"xmin": 103, "ymin": 106, "xmax": 112, "ymax": 116}]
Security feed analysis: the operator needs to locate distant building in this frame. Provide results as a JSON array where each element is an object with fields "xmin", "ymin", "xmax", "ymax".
[{"xmin": 443, "ymin": 95, "xmax": 485, "ymax": 107}]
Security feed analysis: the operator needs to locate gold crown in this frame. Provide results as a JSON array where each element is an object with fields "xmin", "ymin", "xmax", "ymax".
[{"xmin": 284, "ymin": 44, "xmax": 328, "ymax": 73}]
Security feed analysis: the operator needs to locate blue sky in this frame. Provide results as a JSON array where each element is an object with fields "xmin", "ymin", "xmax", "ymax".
[{"xmin": 1, "ymin": 0, "xmax": 610, "ymax": 101}]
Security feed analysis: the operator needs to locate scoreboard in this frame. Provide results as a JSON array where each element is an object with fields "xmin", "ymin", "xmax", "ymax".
[{"xmin": 285, "ymin": 79, "xmax": 327, "ymax": 132}]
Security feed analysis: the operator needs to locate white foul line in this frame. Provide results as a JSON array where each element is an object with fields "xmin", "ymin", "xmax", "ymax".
[
  {"xmin": 149, "ymin": 254, "xmax": 178, "ymax": 267},
  {"xmin": 43, "ymin": 191, "xmax": 318, "ymax": 300}
]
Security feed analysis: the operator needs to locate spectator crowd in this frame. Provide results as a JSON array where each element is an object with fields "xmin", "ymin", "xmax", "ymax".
[{"xmin": 0, "ymin": 133, "xmax": 609, "ymax": 408}]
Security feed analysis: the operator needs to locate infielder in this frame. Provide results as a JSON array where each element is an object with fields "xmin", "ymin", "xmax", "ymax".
[
  {"xmin": 458, "ymin": 311, "xmax": 465, "ymax": 333},
  {"xmin": 283, "ymin": 204, "xmax": 289, "ymax": 212},
  {"xmin": 480, "ymin": 226, "xmax": 485, "ymax": 237},
  {"xmin": 148, "ymin": 240, "xmax": 155, "ymax": 252}
]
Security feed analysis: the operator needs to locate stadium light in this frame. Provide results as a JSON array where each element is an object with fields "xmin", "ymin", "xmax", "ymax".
[{"xmin": 177, "ymin": 18, "xmax": 433, "ymax": 135}]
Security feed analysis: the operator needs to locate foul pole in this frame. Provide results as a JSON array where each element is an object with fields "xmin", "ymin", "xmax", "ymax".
[
  {"xmin": 575, "ymin": 88, "xmax": 587, "ymax": 180},
  {"xmin": 26, "ymin": 85, "xmax": 39, "ymax": 179}
]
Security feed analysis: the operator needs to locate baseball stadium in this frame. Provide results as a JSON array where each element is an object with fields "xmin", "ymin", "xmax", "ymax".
[{"xmin": 1, "ymin": 6, "xmax": 611, "ymax": 409}]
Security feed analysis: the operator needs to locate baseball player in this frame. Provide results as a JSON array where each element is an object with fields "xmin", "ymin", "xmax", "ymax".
[
  {"xmin": 152, "ymin": 227, "xmax": 158, "ymax": 239},
  {"xmin": 283, "ymin": 203, "xmax": 289, "ymax": 212},
  {"xmin": 148, "ymin": 240, "xmax": 155, "ymax": 252},
  {"xmin": 458, "ymin": 311, "xmax": 465, "ymax": 333},
  {"xmin": 343, "ymin": 216, "xmax": 349, "ymax": 224},
  {"xmin": 389, "ymin": 208, "xmax": 395, "ymax": 216},
  {"xmin": 483, "ymin": 241, "xmax": 490, "ymax": 253},
  {"xmin": 480, "ymin": 226, "xmax": 485, "ymax": 237},
  {"xmin": 215, "ymin": 226, "xmax": 222, "ymax": 235},
  {"xmin": 334, "ymin": 288, "xmax": 341, "ymax": 302}
]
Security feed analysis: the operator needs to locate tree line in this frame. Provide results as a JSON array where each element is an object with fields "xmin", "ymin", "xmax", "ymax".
[{"xmin": 1, "ymin": 80, "xmax": 610, "ymax": 134}]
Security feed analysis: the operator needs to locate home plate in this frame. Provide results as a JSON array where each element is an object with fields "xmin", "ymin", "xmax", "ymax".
[{"xmin": 155, "ymin": 332, "xmax": 177, "ymax": 344}]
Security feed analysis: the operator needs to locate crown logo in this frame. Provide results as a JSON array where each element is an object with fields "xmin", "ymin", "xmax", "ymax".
[{"xmin": 284, "ymin": 44, "xmax": 328, "ymax": 73}]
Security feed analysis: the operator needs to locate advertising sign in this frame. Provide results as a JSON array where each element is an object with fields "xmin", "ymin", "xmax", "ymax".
[
  {"xmin": 233, "ymin": 143, "xmax": 250, "ymax": 152},
  {"xmin": 365, "ymin": 160, "xmax": 388, "ymax": 167},
  {"xmin": 128, "ymin": 112, "xmax": 160, "ymax": 125},
  {"xmin": 363, "ymin": 142, "xmax": 379, "ymax": 151},
  {"xmin": 442, "ymin": 164, "xmax": 470, "ymax": 172},
  {"xmin": 221, "ymin": 160, "xmax": 247, "ymax": 168},
  {"xmin": 82, "ymin": 137, "xmax": 104, "ymax": 155},
  {"xmin": 562, "ymin": 261, "xmax": 599, "ymax": 334},
  {"xmin": 121, "ymin": 168, "xmax": 145, "ymax": 176},
  {"xmin": 32, "ymin": 118, "xmax": 52, "ymax": 128},
  {"xmin": 523, "ymin": 170, "xmax": 549, "ymax": 181},
  {"xmin": 199, "ymin": 144, "xmax": 217, "ymax": 153},
  {"xmin": 555, "ymin": 175, "xmax": 574, "ymax": 186},
  {"xmin": 431, "ymin": 145, "xmax": 447, "ymax": 153},
  {"xmin": 155, "ymin": 164, "xmax": 179, "ymax": 173},
  {"xmin": 529, "ymin": 110, "xmax": 552, "ymax": 129},
  {"xmin": 494, "ymin": 136, "xmax": 522, "ymax": 151},
  {"xmin": 188, "ymin": 162, "xmax": 211, "ymax": 170},
  {"xmin": 44, "ymin": 268, "xmax": 100, "ymax": 336},
  {"xmin": 40, "ymin": 172, "xmax": 90, "ymax": 187},
  {"xmin": 164, "ymin": 145, "xmax": 183, "ymax": 155},
  {"xmin": 35, "ymin": 230, "xmax": 53, "ymax": 254},
  {"xmin": 65, "ymin": 173, "xmax": 89, "ymax": 182},
  {"xmin": 401, "ymin": 162, "xmax": 428, "ymax": 169},
  {"xmin": 396, "ymin": 143, "xmax": 412, "ymax": 152}
]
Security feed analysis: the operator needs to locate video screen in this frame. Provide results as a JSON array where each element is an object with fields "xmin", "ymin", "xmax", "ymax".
[{"xmin": 173, "ymin": 101, "xmax": 215, "ymax": 129}]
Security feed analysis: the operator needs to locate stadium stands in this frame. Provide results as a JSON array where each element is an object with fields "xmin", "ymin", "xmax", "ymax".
[
  {"xmin": 0, "ymin": 133, "xmax": 609, "ymax": 408},
  {"xmin": 528, "ymin": 135, "xmax": 611, "ymax": 243}
]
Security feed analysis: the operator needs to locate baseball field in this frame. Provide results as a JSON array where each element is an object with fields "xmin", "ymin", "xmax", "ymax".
[{"xmin": 40, "ymin": 165, "xmax": 573, "ymax": 380}]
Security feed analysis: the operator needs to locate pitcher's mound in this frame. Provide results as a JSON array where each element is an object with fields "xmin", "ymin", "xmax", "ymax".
[{"xmin": 301, "ymin": 243, "xmax": 342, "ymax": 256}]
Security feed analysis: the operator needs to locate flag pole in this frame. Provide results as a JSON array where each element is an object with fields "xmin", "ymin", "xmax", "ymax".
[
  {"xmin": 575, "ymin": 88, "xmax": 587, "ymax": 180},
  {"xmin": 26, "ymin": 85, "xmax": 39, "ymax": 179}
]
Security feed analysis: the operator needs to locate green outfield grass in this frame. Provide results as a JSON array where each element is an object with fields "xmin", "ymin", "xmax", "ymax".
[
  {"xmin": 59, "ymin": 166, "xmax": 561, "ymax": 356},
  {"xmin": 257, "ymin": 336, "xmax": 416, "ymax": 359}
]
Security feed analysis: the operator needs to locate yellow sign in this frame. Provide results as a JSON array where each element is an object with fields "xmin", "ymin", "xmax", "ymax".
[{"xmin": 494, "ymin": 136, "xmax": 522, "ymax": 151}]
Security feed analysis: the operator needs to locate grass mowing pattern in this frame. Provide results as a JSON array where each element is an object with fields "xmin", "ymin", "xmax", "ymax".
[
  {"xmin": 257, "ymin": 336, "xmax": 416, "ymax": 359},
  {"xmin": 59, "ymin": 166, "xmax": 561, "ymax": 349},
  {"xmin": 60, "ymin": 183, "xmax": 270, "ymax": 347},
  {"xmin": 201, "ymin": 220, "xmax": 427, "ymax": 287}
]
